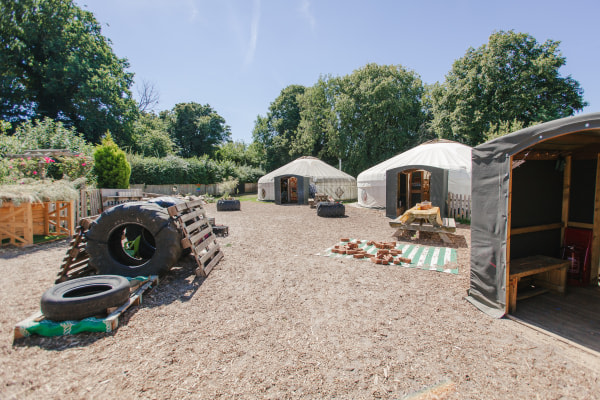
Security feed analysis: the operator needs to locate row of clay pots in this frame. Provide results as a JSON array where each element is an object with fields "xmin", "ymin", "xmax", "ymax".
[{"xmin": 333, "ymin": 238, "xmax": 412, "ymax": 265}]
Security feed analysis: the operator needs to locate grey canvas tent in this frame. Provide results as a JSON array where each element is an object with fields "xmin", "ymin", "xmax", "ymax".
[{"xmin": 467, "ymin": 112, "xmax": 600, "ymax": 318}]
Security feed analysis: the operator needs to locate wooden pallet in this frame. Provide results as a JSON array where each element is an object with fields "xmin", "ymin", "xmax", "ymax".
[
  {"xmin": 168, "ymin": 199, "xmax": 224, "ymax": 277},
  {"xmin": 14, "ymin": 276, "xmax": 157, "ymax": 341},
  {"xmin": 55, "ymin": 216, "xmax": 99, "ymax": 283}
]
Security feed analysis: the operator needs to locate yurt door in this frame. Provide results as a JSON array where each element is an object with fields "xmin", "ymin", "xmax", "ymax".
[{"xmin": 289, "ymin": 177, "xmax": 298, "ymax": 203}]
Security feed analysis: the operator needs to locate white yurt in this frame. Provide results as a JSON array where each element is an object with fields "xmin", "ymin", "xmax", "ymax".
[
  {"xmin": 258, "ymin": 156, "xmax": 357, "ymax": 204},
  {"xmin": 357, "ymin": 140, "xmax": 472, "ymax": 218}
]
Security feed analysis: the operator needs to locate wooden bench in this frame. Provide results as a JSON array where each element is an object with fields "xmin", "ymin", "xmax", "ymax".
[{"xmin": 508, "ymin": 255, "xmax": 569, "ymax": 313}]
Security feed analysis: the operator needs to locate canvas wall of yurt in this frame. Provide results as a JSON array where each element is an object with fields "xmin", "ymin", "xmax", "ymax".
[
  {"xmin": 356, "ymin": 140, "xmax": 472, "ymax": 218},
  {"xmin": 257, "ymin": 156, "xmax": 357, "ymax": 204}
]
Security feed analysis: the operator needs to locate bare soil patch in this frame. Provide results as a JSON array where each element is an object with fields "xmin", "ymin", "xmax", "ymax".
[{"xmin": 1, "ymin": 201, "xmax": 599, "ymax": 399}]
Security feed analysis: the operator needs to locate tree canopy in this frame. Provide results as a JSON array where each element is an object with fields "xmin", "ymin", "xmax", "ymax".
[
  {"xmin": 254, "ymin": 65, "xmax": 426, "ymax": 176},
  {"xmin": 161, "ymin": 102, "xmax": 231, "ymax": 158},
  {"xmin": 252, "ymin": 85, "xmax": 306, "ymax": 171},
  {"xmin": 429, "ymin": 30, "xmax": 586, "ymax": 146},
  {"xmin": 0, "ymin": 0, "xmax": 138, "ymax": 144}
]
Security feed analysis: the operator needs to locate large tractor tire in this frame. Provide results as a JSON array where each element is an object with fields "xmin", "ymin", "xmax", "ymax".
[
  {"xmin": 41, "ymin": 275, "xmax": 130, "ymax": 321},
  {"xmin": 86, "ymin": 202, "xmax": 183, "ymax": 277},
  {"xmin": 317, "ymin": 202, "xmax": 345, "ymax": 218}
]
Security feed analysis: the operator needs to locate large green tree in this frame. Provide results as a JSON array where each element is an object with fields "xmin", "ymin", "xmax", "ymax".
[
  {"xmin": 430, "ymin": 30, "xmax": 587, "ymax": 146},
  {"xmin": 162, "ymin": 102, "xmax": 231, "ymax": 158},
  {"xmin": 0, "ymin": 0, "xmax": 138, "ymax": 144},
  {"xmin": 252, "ymin": 84, "xmax": 306, "ymax": 171},
  {"xmin": 333, "ymin": 64, "xmax": 426, "ymax": 176},
  {"xmin": 129, "ymin": 112, "xmax": 178, "ymax": 157}
]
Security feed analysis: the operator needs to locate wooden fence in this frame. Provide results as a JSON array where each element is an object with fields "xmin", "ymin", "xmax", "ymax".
[
  {"xmin": 74, "ymin": 183, "xmax": 259, "ymax": 221},
  {"xmin": 447, "ymin": 193, "xmax": 471, "ymax": 221}
]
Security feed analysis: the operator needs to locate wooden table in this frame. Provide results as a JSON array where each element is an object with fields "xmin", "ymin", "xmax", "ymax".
[
  {"xmin": 508, "ymin": 255, "xmax": 569, "ymax": 313},
  {"xmin": 389, "ymin": 206, "xmax": 455, "ymax": 244}
]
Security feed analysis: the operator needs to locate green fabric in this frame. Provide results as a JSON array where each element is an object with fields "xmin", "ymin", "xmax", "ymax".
[{"xmin": 319, "ymin": 239, "xmax": 459, "ymax": 274}]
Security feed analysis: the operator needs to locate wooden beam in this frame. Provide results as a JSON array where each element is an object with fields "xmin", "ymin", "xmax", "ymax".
[
  {"xmin": 561, "ymin": 155, "xmax": 571, "ymax": 246},
  {"xmin": 567, "ymin": 221, "xmax": 594, "ymax": 229},
  {"xmin": 506, "ymin": 157, "xmax": 513, "ymax": 315},
  {"xmin": 590, "ymin": 154, "xmax": 600, "ymax": 285},
  {"xmin": 510, "ymin": 223, "xmax": 563, "ymax": 236}
]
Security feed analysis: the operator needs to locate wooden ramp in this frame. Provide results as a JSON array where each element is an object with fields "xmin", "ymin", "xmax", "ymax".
[
  {"xmin": 510, "ymin": 285, "xmax": 600, "ymax": 354},
  {"xmin": 55, "ymin": 216, "xmax": 99, "ymax": 283},
  {"xmin": 168, "ymin": 199, "xmax": 224, "ymax": 277}
]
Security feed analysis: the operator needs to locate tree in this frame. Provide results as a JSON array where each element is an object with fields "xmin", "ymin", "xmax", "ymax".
[
  {"xmin": 215, "ymin": 140, "xmax": 262, "ymax": 167},
  {"xmin": 293, "ymin": 76, "xmax": 341, "ymax": 166},
  {"xmin": 129, "ymin": 112, "xmax": 177, "ymax": 157},
  {"xmin": 332, "ymin": 64, "xmax": 426, "ymax": 176},
  {"xmin": 0, "ymin": 0, "xmax": 138, "ymax": 144},
  {"xmin": 162, "ymin": 102, "xmax": 231, "ymax": 158},
  {"xmin": 430, "ymin": 30, "xmax": 587, "ymax": 146},
  {"xmin": 93, "ymin": 132, "xmax": 130, "ymax": 188},
  {"xmin": 251, "ymin": 84, "xmax": 306, "ymax": 171},
  {"xmin": 136, "ymin": 80, "xmax": 160, "ymax": 113}
]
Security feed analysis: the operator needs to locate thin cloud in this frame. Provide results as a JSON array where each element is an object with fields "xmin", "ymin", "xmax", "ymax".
[
  {"xmin": 244, "ymin": 0, "xmax": 261, "ymax": 67},
  {"xmin": 187, "ymin": 0, "xmax": 199, "ymax": 22},
  {"xmin": 299, "ymin": 0, "xmax": 316, "ymax": 32}
]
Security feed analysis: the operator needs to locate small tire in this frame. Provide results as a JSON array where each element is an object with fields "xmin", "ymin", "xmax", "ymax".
[
  {"xmin": 317, "ymin": 202, "xmax": 345, "ymax": 218},
  {"xmin": 217, "ymin": 199, "xmax": 240, "ymax": 211},
  {"xmin": 40, "ymin": 275, "xmax": 130, "ymax": 321},
  {"xmin": 86, "ymin": 202, "xmax": 183, "ymax": 277}
]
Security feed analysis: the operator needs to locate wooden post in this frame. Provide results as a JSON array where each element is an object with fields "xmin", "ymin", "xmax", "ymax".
[
  {"xmin": 561, "ymin": 155, "xmax": 571, "ymax": 246},
  {"xmin": 506, "ymin": 157, "xmax": 513, "ymax": 314},
  {"xmin": 590, "ymin": 154, "xmax": 600, "ymax": 285}
]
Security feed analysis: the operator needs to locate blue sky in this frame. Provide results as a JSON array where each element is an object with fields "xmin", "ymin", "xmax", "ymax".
[{"xmin": 78, "ymin": 0, "xmax": 600, "ymax": 144}]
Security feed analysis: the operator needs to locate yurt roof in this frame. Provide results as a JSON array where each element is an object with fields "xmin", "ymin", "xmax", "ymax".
[
  {"xmin": 258, "ymin": 156, "xmax": 356, "ymax": 184},
  {"xmin": 357, "ymin": 140, "xmax": 472, "ymax": 183}
]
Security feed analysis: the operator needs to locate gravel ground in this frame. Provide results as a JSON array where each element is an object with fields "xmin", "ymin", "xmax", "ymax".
[{"xmin": 1, "ymin": 200, "xmax": 599, "ymax": 399}]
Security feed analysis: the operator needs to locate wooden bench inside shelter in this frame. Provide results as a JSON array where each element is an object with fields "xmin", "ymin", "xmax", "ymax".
[
  {"xmin": 508, "ymin": 255, "xmax": 569, "ymax": 313},
  {"xmin": 389, "ymin": 205, "xmax": 456, "ymax": 244}
]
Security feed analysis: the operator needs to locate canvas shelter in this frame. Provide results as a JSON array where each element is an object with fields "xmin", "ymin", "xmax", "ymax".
[
  {"xmin": 257, "ymin": 156, "xmax": 357, "ymax": 205},
  {"xmin": 467, "ymin": 112, "xmax": 600, "ymax": 318},
  {"xmin": 356, "ymin": 140, "xmax": 472, "ymax": 218}
]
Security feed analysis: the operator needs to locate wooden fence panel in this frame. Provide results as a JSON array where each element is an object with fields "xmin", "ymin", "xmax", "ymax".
[{"xmin": 447, "ymin": 193, "xmax": 472, "ymax": 221}]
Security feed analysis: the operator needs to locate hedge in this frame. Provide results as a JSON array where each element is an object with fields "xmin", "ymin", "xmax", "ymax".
[{"xmin": 128, "ymin": 154, "xmax": 264, "ymax": 185}]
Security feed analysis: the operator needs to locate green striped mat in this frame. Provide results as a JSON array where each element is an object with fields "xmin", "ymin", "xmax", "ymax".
[{"xmin": 318, "ymin": 239, "xmax": 458, "ymax": 274}]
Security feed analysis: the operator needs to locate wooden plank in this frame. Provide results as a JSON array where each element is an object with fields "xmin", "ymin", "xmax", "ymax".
[
  {"xmin": 187, "ymin": 225, "xmax": 213, "ymax": 248},
  {"xmin": 561, "ymin": 155, "xmax": 572, "ymax": 246},
  {"xmin": 567, "ymin": 221, "xmax": 594, "ymax": 229},
  {"xmin": 510, "ymin": 223, "xmax": 563, "ymax": 236},
  {"xmin": 510, "ymin": 256, "xmax": 569, "ymax": 278},
  {"xmin": 198, "ymin": 250, "xmax": 224, "ymax": 277},
  {"xmin": 177, "ymin": 208, "xmax": 207, "ymax": 224},
  {"xmin": 184, "ymin": 218, "xmax": 210, "ymax": 235},
  {"xmin": 507, "ymin": 156, "xmax": 514, "ymax": 315},
  {"xmin": 167, "ymin": 199, "xmax": 205, "ymax": 216}
]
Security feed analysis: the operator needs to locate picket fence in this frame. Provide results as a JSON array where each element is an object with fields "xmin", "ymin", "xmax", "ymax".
[{"xmin": 447, "ymin": 193, "xmax": 471, "ymax": 221}]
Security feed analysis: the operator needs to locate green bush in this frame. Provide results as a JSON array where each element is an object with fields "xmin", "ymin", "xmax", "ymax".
[
  {"xmin": 93, "ymin": 133, "xmax": 131, "ymax": 188},
  {"xmin": 128, "ymin": 154, "xmax": 264, "ymax": 185}
]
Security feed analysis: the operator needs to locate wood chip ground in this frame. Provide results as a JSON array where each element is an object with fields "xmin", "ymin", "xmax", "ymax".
[{"xmin": 1, "ymin": 201, "xmax": 599, "ymax": 399}]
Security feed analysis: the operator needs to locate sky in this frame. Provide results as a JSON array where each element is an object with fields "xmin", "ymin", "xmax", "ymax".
[{"xmin": 78, "ymin": 0, "xmax": 600, "ymax": 144}]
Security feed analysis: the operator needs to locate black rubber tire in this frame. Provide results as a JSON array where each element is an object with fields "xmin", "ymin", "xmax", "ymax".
[
  {"xmin": 216, "ymin": 199, "xmax": 241, "ymax": 211},
  {"xmin": 40, "ymin": 275, "xmax": 130, "ymax": 321},
  {"xmin": 317, "ymin": 202, "xmax": 345, "ymax": 217},
  {"xmin": 86, "ymin": 202, "xmax": 183, "ymax": 277}
]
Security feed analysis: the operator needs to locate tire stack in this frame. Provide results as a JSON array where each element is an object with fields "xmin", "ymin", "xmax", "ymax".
[
  {"xmin": 317, "ymin": 202, "xmax": 345, "ymax": 218},
  {"xmin": 39, "ymin": 199, "xmax": 186, "ymax": 322}
]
